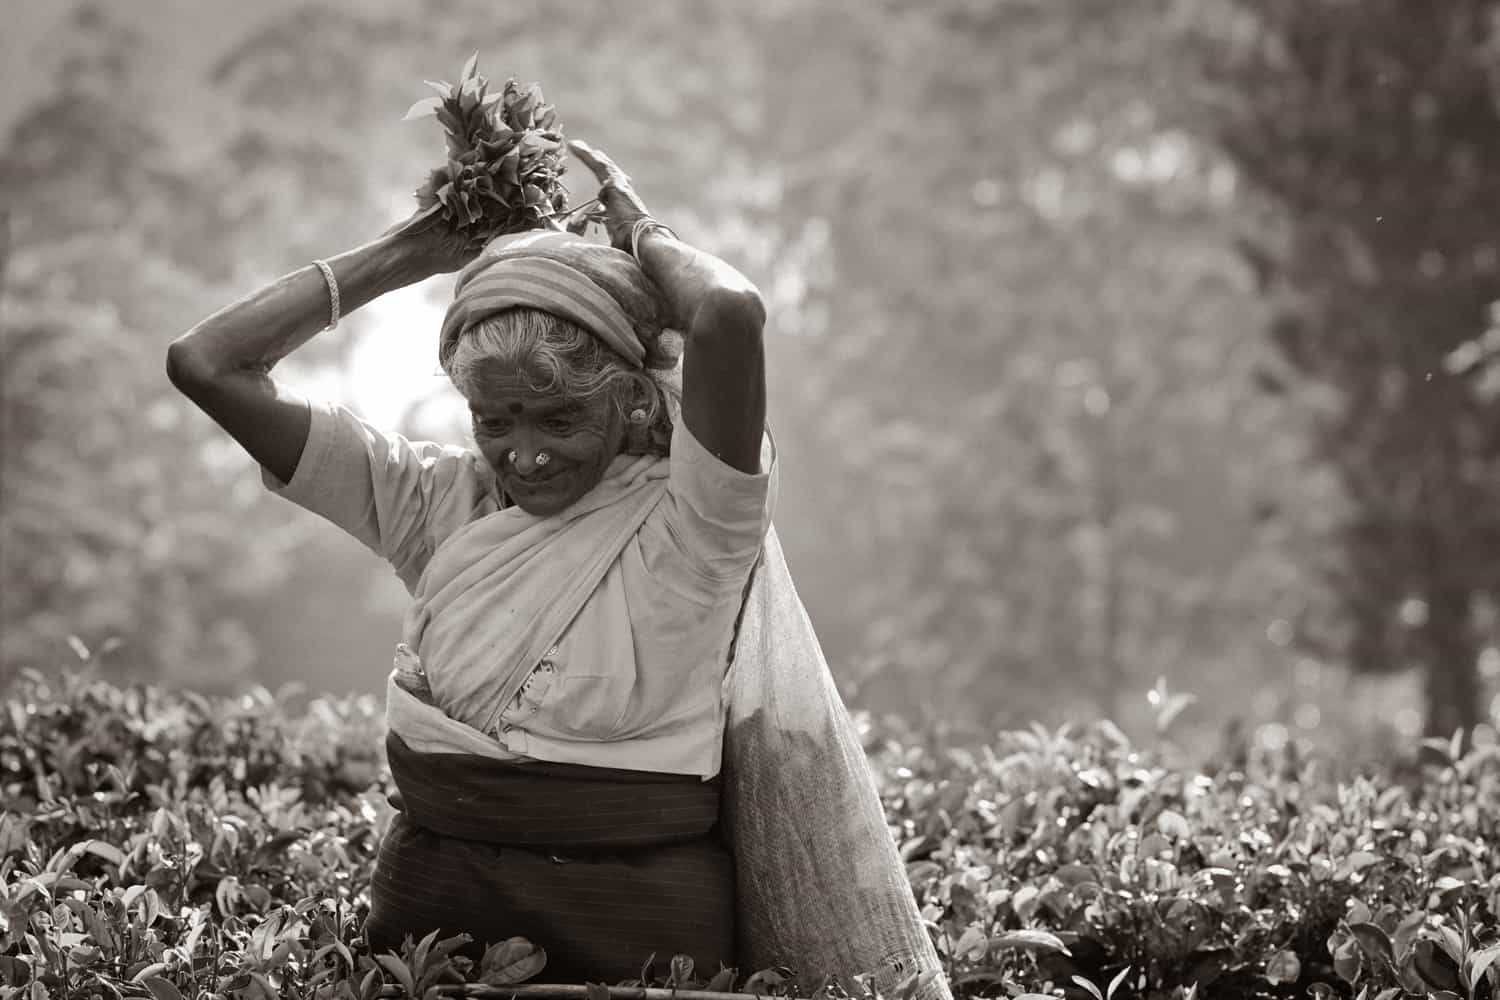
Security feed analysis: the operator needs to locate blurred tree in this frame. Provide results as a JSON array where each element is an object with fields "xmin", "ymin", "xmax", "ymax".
[
  {"xmin": 169, "ymin": 0, "xmax": 1310, "ymax": 739},
  {"xmin": 752, "ymin": 0, "xmax": 1299, "ymax": 730},
  {"xmin": 5, "ymin": 0, "xmax": 1354, "ymax": 754},
  {"xmin": 1195, "ymin": 0, "xmax": 1500, "ymax": 737},
  {"xmin": 0, "ymin": 4, "xmax": 288, "ymax": 686}
]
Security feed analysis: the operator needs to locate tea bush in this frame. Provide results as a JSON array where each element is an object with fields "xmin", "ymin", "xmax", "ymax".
[{"xmin": 4, "ymin": 665, "xmax": 1500, "ymax": 1000}]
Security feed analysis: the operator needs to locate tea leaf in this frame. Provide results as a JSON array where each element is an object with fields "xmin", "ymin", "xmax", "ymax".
[
  {"xmin": 375, "ymin": 954, "xmax": 415, "ymax": 995},
  {"xmin": 479, "ymin": 937, "xmax": 546, "ymax": 986},
  {"xmin": 1348, "ymin": 922, "xmax": 1396, "ymax": 971},
  {"xmin": 403, "ymin": 97, "xmax": 443, "ymax": 121},
  {"xmin": 953, "ymin": 925, "xmax": 988, "ymax": 961},
  {"xmin": 991, "ymin": 929, "xmax": 1071, "ymax": 955},
  {"xmin": 1468, "ymin": 942, "xmax": 1500, "ymax": 990},
  {"xmin": 668, "ymin": 954, "xmax": 694, "ymax": 986},
  {"xmin": 142, "ymin": 976, "xmax": 187, "ymax": 1000},
  {"xmin": 1070, "ymin": 976, "xmax": 1105, "ymax": 1000},
  {"xmin": 1264, "ymin": 950, "xmax": 1301, "ymax": 985},
  {"xmin": 742, "ymin": 966, "xmax": 789, "ymax": 995}
]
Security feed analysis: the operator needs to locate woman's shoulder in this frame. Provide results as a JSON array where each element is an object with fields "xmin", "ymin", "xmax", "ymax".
[
  {"xmin": 276, "ymin": 400, "xmax": 503, "ymax": 553},
  {"xmin": 644, "ymin": 419, "xmax": 776, "ymax": 586},
  {"xmin": 416, "ymin": 438, "xmax": 506, "ymax": 525},
  {"xmin": 667, "ymin": 418, "xmax": 777, "ymax": 517},
  {"xmin": 669, "ymin": 417, "xmax": 775, "ymax": 485},
  {"xmin": 322, "ymin": 400, "xmax": 499, "ymax": 502}
]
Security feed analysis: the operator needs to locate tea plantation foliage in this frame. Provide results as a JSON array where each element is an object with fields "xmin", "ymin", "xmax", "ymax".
[{"xmin": 4, "ymin": 669, "xmax": 1500, "ymax": 1000}]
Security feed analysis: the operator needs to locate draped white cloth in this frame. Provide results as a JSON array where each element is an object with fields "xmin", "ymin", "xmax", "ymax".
[{"xmin": 387, "ymin": 497, "xmax": 950, "ymax": 998}]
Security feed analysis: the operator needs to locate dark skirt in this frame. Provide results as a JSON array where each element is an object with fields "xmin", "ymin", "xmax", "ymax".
[{"xmin": 366, "ymin": 733, "xmax": 736, "ymax": 983}]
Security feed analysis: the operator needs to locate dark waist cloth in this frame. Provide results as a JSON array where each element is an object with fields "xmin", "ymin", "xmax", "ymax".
[
  {"xmin": 383, "ymin": 731, "xmax": 722, "ymax": 851},
  {"xmin": 369, "ymin": 733, "xmax": 735, "ymax": 981}
]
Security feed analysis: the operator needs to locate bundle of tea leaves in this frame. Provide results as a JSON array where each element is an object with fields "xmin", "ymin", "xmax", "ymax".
[{"xmin": 402, "ymin": 54, "xmax": 576, "ymax": 242}]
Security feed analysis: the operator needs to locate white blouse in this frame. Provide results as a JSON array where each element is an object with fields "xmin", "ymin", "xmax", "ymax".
[{"xmin": 263, "ymin": 400, "xmax": 774, "ymax": 778}]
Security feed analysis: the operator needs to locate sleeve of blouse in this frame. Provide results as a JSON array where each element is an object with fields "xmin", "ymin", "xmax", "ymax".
[
  {"xmin": 661, "ymin": 417, "xmax": 778, "ymax": 585},
  {"xmin": 260, "ymin": 400, "xmax": 491, "ymax": 590}
]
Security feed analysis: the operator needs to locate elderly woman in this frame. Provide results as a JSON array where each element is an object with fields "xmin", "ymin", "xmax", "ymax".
[{"xmin": 168, "ymin": 143, "xmax": 946, "ymax": 992}]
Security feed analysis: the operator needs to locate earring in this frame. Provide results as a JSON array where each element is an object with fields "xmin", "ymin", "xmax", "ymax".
[
  {"xmin": 507, "ymin": 449, "xmax": 518, "ymax": 464},
  {"xmin": 625, "ymin": 407, "xmax": 650, "ymax": 454},
  {"xmin": 536, "ymin": 451, "xmax": 551, "ymax": 467}
]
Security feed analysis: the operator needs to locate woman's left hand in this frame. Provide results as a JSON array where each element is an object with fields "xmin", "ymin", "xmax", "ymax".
[
  {"xmin": 569, "ymin": 143, "xmax": 767, "ymax": 474},
  {"xmin": 567, "ymin": 140, "xmax": 654, "ymax": 252}
]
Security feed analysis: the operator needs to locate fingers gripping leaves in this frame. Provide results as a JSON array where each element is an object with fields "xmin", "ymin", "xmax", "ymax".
[
  {"xmin": 401, "ymin": 54, "xmax": 657, "ymax": 256},
  {"xmin": 402, "ymin": 54, "xmax": 584, "ymax": 245}
]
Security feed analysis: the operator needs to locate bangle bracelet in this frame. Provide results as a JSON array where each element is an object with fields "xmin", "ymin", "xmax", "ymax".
[
  {"xmin": 629, "ymin": 217, "xmax": 678, "ymax": 261},
  {"xmin": 312, "ymin": 259, "xmax": 340, "ymax": 331}
]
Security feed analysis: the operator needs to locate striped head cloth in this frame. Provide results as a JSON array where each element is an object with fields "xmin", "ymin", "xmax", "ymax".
[{"xmin": 439, "ymin": 230, "xmax": 647, "ymax": 373}]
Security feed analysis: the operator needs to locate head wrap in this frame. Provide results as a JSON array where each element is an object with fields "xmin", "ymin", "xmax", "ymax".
[{"xmin": 439, "ymin": 230, "xmax": 647, "ymax": 372}]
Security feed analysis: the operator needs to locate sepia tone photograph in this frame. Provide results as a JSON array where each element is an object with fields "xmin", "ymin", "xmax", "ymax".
[{"xmin": 2, "ymin": 1, "xmax": 1499, "ymax": 997}]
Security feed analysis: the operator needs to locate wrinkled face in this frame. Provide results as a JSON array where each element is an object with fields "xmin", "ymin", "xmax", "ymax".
[{"xmin": 467, "ymin": 369, "xmax": 624, "ymax": 516}]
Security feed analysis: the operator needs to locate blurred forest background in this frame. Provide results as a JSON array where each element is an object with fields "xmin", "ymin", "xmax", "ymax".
[{"xmin": 4, "ymin": 0, "xmax": 1500, "ymax": 762}]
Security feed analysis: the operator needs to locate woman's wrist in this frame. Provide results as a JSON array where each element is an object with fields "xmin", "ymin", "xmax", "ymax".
[
  {"xmin": 630, "ymin": 217, "xmax": 677, "ymax": 260},
  {"xmin": 636, "ymin": 231, "xmax": 758, "ymax": 331},
  {"xmin": 356, "ymin": 232, "xmax": 439, "ymax": 288},
  {"xmin": 632, "ymin": 226, "xmax": 676, "ymax": 269},
  {"xmin": 312, "ymin": 233, "xmax": 434, "ymax": 323},
  {"xmin": 171, "ymin": 232, "xmax": 432, "ymax": 384}
]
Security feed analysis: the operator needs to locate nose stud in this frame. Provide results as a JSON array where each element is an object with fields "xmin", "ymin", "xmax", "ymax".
[{"xmin": 506, "ymin": 449, "xmax": 551, "ymax": 467}]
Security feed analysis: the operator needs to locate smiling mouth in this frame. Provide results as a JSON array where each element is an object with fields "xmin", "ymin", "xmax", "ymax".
[{"xmin": 509, "ymin": 468, "xmax": 567, "ymax": 489}]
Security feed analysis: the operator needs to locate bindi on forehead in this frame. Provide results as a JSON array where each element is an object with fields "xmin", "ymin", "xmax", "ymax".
[{"xmin": 469, "ymin": 393, "xmax": 582, "ymax": 422}]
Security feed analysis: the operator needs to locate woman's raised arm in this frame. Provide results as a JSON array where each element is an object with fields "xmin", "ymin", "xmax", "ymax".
[
  {"xmin": 569, "ymin": 141, "xmax": 767, "ymax": 474},
  {"xmin": 166, "ymin": 221, "xmax": 471, "ymax": 483}
]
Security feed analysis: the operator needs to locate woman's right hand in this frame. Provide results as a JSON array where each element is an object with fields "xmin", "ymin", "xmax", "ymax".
[
  {"xmin": 167, "ymin": 214, "xmax": 460, "ymax": 486},
  {"xmin": 383, "ymin": 205, "xmax": 486, "ymax": 278}
]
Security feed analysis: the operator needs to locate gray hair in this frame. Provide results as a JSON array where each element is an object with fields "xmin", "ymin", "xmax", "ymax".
[{"xmin": 447, "ymin": 307, "xmax": 681, "ymax": 456}]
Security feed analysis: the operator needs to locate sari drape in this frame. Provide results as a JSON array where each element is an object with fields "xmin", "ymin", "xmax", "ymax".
[{"xmin": 383, "ymin": 471, "xmax": 950, "ymax": 999}]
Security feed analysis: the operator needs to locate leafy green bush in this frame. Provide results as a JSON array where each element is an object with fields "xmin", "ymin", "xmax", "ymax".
[
  {"xmin": 4, "ymin": 667, "xmax": 1500, "ymax": 999},
  {"xmin": 878, "ymin": 702, "xmax": 1500, "ymax": 1000}
]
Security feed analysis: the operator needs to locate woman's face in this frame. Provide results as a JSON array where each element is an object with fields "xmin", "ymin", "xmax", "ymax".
[{"xmin": 467, "ymin": 369, "xmax": 624, "ymax": 516}]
